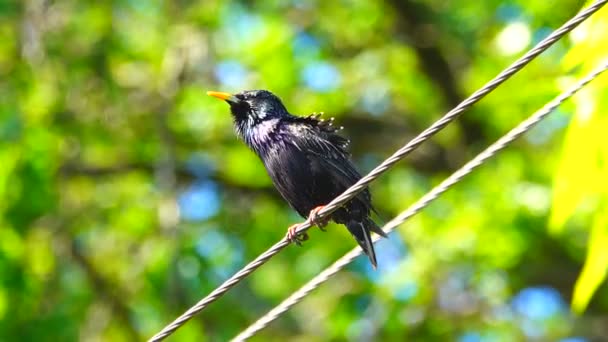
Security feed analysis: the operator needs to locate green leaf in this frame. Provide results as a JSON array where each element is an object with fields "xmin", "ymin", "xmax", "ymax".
[
  {"xmin": 551, "ymin": 2, "xmax": 608, "ymax": 234},
  {"xmin": 572, "ymin": 201, "xmax": 608, "ymax": 313},
  {"xmin": 549, "ymin": 99, "xmax": 598, "ymax": 233}
]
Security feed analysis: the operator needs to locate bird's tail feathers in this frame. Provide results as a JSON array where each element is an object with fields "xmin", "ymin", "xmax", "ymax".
[
  {"xmin": 366, "ymin": 216, "xmax": 388, "ymax": 238},
  {"xmin": 370, "ymin": 206, "xmax": 388, "ymax": 230},
  {"xmin": 345, "ymin": 218, "xmax": 386, "ymax": 269}
]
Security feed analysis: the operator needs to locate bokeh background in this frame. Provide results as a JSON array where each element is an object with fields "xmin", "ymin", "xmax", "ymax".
[{"xmin": 1, "ymin": 0, "xmax": 608, "ymax": 341}]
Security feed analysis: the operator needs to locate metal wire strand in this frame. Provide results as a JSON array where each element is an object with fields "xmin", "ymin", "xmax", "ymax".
[
  {"xmin": 149, "ymin": 2, "xmax": 607, "ymax": 340},
  {"xmin": 232, "ymin": 61, "xmax": 608, "ymax": 342}
]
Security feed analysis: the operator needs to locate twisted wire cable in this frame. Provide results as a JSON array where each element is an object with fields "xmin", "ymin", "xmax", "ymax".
[
  {"xmin": 149, "ymin": 2, "xmax": 607, "ymax": 340},
  {"xmin": 232, "ymin": 60, "xmax": 608, "ymax": 342}
]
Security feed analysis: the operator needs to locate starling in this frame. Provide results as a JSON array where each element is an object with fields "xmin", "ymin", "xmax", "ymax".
[{"xmin": 208, "ymin": 89, "xmax": 387, "ymax": 268}]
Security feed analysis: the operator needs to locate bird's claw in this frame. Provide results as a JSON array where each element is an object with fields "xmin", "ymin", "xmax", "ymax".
[
  {"xmin": 286, "ymin": 206, "xmax": 328, "ymax": 245},
  {"xmin": 286, "ymin": 224, "xmax": 308, "ymax": 246},
  {"xmin": 309, "ymin": 205, "xmax": 329, "ymax": 231}
]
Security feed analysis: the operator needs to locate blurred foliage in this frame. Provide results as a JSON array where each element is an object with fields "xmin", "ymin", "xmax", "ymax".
[{"xmin": 1, "ymin": 0, "xmax": 607, "ymax": 341}]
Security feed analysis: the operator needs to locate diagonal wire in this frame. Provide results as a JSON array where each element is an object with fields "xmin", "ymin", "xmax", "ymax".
[
  {"xmin": 148, "ymin": 2, "xmax": 607, "ymax": 341},
  {"xmin": 232, "ymin": 60, "xmax": 608, "ymax": 342}
]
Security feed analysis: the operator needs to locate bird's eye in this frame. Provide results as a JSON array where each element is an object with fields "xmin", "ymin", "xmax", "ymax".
[{"xmin": 231, "ymin": 98, "xmax": 251, "ymax": 116}]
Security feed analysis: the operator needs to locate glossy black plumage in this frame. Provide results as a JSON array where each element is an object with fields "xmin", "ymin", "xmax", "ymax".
[{"xmin": 209, "ymin": 89, "xmax": 387, "ymax": 268}]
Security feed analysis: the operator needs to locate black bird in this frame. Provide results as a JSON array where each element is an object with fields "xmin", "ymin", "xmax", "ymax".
[{"xmin": 208, "ymin": 89, "xmax": 387, "ymax": 268}]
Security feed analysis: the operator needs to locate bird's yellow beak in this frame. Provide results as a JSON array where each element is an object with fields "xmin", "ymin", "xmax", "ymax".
[{"xmin": 207, "ymin": 91, "xmax": 238, "ymax": 103}]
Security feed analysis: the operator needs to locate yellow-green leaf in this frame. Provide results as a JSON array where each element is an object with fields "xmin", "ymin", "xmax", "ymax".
[
  {"xmin": 549, "ymin": 98, "xmax": 599, "ymax": 233},
  {"xmin": 572, "ymin": 202, "xmax": 608, "ymax": 313}
]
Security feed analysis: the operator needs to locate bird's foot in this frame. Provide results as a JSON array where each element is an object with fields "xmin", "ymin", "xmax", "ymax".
[
  {"xmin": 308, "ymin": 206, "xmax": 329, "ymax": 231},
  {"xmin": 286, "ymin": 223, "xmax": 308, "ymax": 246}
]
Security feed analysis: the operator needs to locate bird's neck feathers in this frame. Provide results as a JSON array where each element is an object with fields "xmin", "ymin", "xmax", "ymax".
[
  {"xmin": 230, "ymin": 101, "xmax": 290, "ymax": 137},
  {"xmin": 234, "ymin": 116, "xmax": 284, "ymax": 156}
]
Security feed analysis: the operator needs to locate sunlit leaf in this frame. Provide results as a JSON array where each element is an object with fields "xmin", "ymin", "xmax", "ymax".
[
  {"xmin": 572, "ymin": 201, "xmax": 608, "ymax": 313},
  {"xmin": 549, "ymin": 97, "xmax": 599, "ymax": 233},
  {"xmin": 558, "ymin": 3, "xmax": 608, "ymax": 314}
]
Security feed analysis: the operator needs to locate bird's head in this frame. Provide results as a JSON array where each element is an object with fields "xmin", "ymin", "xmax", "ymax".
[{"xmin": 207, "ymin": 90, "xmax": 290, "ymax": 128}]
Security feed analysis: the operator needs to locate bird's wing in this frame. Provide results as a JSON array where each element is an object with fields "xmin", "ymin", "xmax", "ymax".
[
  {"xmin": 287, "ymin": 115, "xmax": 373, "ymax": 207},
  {"xmin": 293, "ymin": 113, "xmax": 350, "ymax": 154},
  {"xmin": 261, "ymin": 114, "xmax": 373, "ymax": 218},
  {"xmin": 289, "ymin": 115, "xmax": 358, "ymax": 179}
]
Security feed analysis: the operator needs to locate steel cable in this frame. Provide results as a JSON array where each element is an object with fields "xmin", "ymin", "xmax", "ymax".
[
  {"xmin": 232, "ymin": 60, "xmax": 608, "ymax": 341},
  {"xmin": 149, "ymin": 2, "xmax": 607, "ymax": 340}
]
